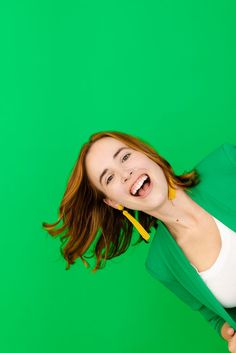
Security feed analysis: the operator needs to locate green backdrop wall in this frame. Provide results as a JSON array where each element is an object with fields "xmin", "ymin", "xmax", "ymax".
[{"xmin": 1, "ymin": 1, "xmax": 236, "ymax": 353}]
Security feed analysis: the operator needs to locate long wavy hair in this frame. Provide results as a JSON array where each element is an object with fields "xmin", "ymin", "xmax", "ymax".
[{"xmin": 42, "ymin": 131, "xmax": 200, "ymax": 272}]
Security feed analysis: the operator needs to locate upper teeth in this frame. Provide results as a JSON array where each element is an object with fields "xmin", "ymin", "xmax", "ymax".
[{"xmin": 130, "ymin": 175, "xmax": 148, "ymax": 195}]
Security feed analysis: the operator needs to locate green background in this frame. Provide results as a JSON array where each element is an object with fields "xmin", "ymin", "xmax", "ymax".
[{"xmin": 1, "ymin": 0, "xmax": 236, "ymax": 352}]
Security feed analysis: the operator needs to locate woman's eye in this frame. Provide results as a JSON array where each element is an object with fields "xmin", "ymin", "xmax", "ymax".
[
  {"xmin": 106, "ymin": 154, "xmax": 131, "ymax": 185},
  {"xmin": 106, "ymin": 175, "xmax": 113, "ymax": 184},
  {"xmin": 122, "ymin": 153, "xmax": 131, "ymax": 162}
]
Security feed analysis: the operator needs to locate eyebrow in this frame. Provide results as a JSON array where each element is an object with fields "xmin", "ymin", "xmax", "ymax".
[{"xmin": 99, "ymin": 147, "xmax": 130, "ymax": 185}]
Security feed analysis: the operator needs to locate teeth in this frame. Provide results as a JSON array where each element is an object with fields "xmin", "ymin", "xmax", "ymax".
[{"xmin": 130, "ymin": 174, "xmax": 148, "ymax": 196}]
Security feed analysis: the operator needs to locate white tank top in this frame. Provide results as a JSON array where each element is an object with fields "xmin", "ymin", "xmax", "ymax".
[{"xmin": 190, "ymin": 216, "xmax": 236, "ymax": 308}]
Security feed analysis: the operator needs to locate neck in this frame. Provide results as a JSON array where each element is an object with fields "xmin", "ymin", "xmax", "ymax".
[{"xmin": 145, "ymin": 187, "xmax": 205, "ymax": 242}]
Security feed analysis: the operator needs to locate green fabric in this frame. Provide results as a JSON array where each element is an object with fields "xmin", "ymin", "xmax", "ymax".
[{"xmin": 145, "ymin": 143, "xmax": 236, "ymax": 340}]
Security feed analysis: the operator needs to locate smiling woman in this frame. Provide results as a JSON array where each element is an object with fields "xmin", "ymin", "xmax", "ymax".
[{"xmin": 42, "ymin": 130, "xmax": 200, "ymax": 272}]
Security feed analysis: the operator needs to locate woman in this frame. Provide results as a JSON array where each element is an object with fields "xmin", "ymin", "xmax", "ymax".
[{"xmin": 43, "ymin": 131, "xmax": 236, "ymax": 351}]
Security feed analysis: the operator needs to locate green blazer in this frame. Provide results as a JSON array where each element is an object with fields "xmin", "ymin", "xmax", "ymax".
[{"xmin": 145, "ymin": 143, "xmax": 236, "ymax": 340}]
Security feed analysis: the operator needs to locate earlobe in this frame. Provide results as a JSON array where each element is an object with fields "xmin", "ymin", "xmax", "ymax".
[
  {"xmin": 102, "ymin": 198, "xmax": 110, "ymax": 206},
  {"xmin": 103, "ymin": 198, "xmax": 114, "ymax": 207},
  {"xmin": 103, "ymin": 198, "xmax": 122, "ymax": 210}
]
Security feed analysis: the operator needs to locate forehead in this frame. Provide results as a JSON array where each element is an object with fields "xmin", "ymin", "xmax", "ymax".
[
  {"xmin": 85, "ymin": 137, "xmax": 129, "ymax": 177},
  {"xmin": 89, "ymin": 137, "xmax": 126, "ymax": 156}
]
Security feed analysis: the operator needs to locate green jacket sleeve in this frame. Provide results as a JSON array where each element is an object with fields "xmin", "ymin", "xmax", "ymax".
[
  {"xmin": 146, "ymin": 264, "xmax": 225, "ymax": 339},
  {"xmin": 222, "ymin": 143, "xmax": 236, "ymax": 167},
  {"xmin": 157, "ymin": 277, "xmax": 225, "ymax": 339},
  {"xmin": 158, "ymin": 278, "xmax": 225, "ymax": 339},
  {"xmin": 197, "ymin": 304, "xmax": 225, "ymax": 339}
]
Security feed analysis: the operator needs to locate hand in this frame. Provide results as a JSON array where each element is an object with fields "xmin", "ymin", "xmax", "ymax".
[
  {"xmin": 221, "ymin": 322, "xmax": 235, "ymax": 341},
  {"xmin": 227, "ymin": 329, "xmax": 236, "ymax": 353}
]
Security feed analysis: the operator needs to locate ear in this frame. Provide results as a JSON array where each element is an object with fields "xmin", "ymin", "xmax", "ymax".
[{"xmin": 103, "ymin": 198, "xmax": 120, "ymax": 210}]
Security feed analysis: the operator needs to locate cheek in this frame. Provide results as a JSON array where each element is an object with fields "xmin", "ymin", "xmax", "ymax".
[
  {"xmin": 109, "ymin": 183, "xmax": 127, "ymax": 199},
  {"xmin": 152, "ymin": 165, "xmax": 166, "ymax": 181},
  {"xmin": 106, "ymin": 184, "xmax": 121, "ymax": 198}
]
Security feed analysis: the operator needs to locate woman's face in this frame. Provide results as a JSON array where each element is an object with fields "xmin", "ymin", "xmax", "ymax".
[{"xmin": 85, "ymin": 137, "xmax": 169, "ymax": 212}]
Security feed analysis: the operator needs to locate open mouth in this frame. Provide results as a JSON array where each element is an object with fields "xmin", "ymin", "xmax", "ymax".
[{"xmin": 130, "ymin": 174, "xmax": 151, "ymax": 197}]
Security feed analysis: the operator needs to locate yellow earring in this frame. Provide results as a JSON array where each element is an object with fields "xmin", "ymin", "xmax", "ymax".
[
  {"xmin": 117, "ymin": 204, "xmax": 150, "ymax": 241},
  {"xmin": 168, "ymin": 177, "xmax": 177, "ymax": 200}
]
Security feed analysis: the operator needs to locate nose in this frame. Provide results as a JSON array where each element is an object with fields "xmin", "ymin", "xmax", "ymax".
[{"xmin": 121, "ymin": 169, "xmax": 133, "ymax": 184}]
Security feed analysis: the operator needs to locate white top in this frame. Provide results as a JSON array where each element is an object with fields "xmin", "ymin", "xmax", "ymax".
[{"xmin": 190, "ymin": 216, "xmax": 236, "ymax": 308}]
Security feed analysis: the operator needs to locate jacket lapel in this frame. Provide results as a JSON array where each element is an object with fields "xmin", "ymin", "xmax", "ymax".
[{"xmin": 157, "ymin": 185, "xmax": 236, "ymax": 329}]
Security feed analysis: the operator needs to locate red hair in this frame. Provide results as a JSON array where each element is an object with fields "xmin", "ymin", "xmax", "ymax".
[{"xmin": 42, "ymin": 131, "xmax": 200, "ymax": 272}]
